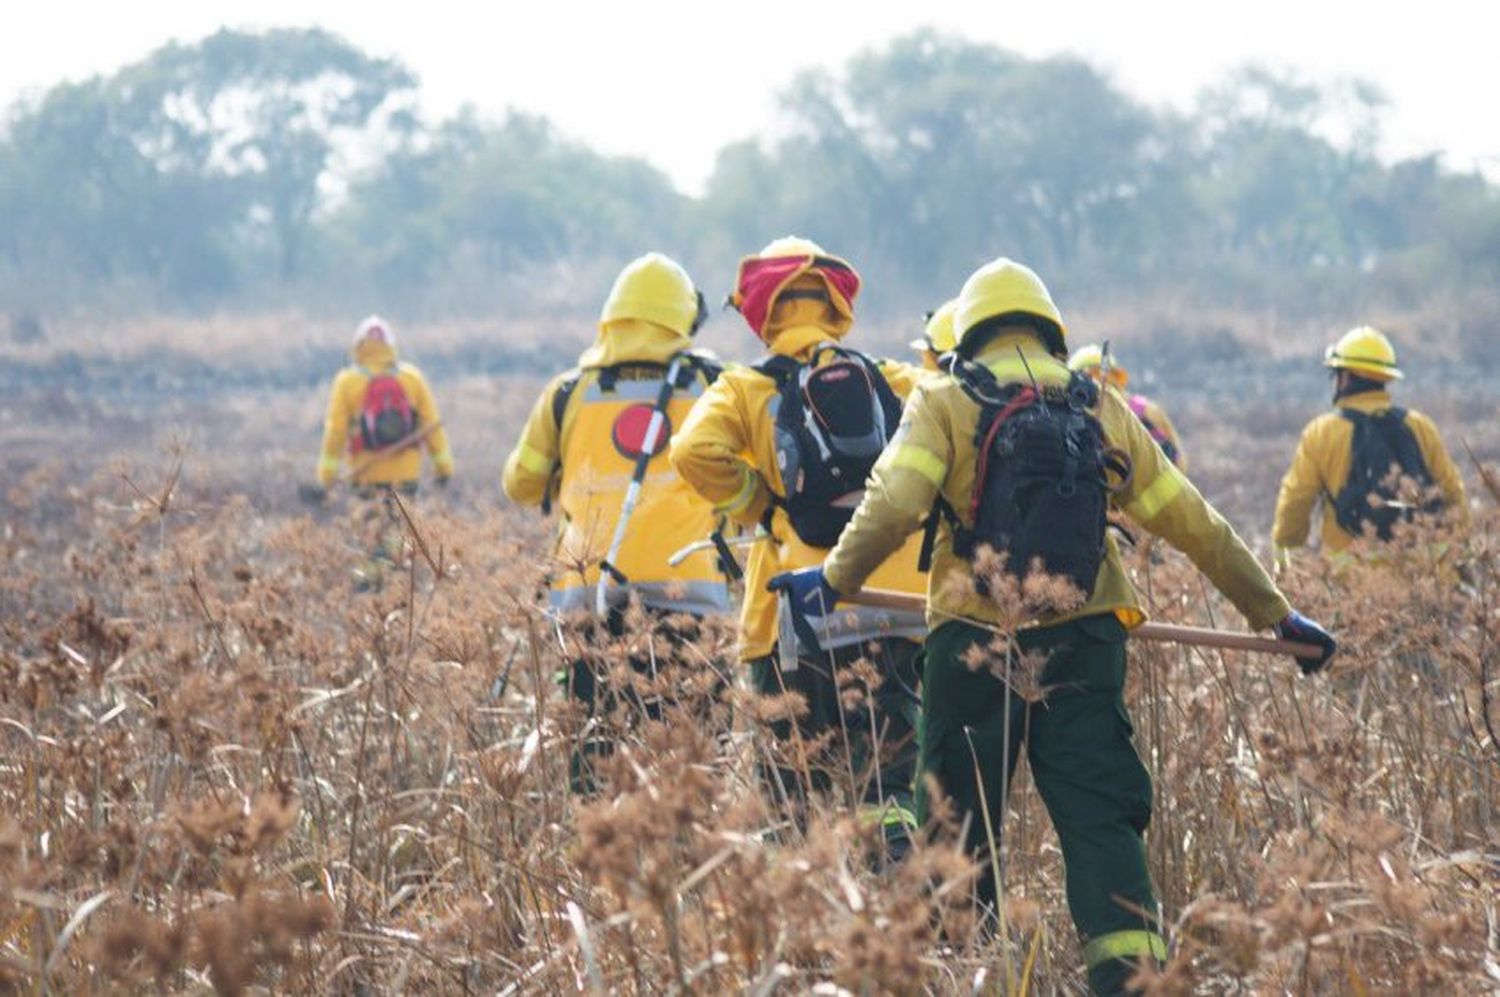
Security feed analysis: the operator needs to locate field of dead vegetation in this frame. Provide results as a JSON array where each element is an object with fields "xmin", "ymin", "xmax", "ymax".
[{"xmin": 1, "ymin": 314, "xmax": 1498, "ymax": 993}]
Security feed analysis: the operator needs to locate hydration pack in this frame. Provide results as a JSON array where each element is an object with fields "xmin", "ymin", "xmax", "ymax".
[
  {"xmin": 754, "ymin": 346, "xmax": 902, "ymax": 548},
  {"xmin": 358, "ymin": 370, "xmax": 418, "ymax": 452},
  {"xmin": 1331, "ymin": 407, "xmax": 1437, "ymax": 541},
  {"xmin": 945, "ymin": 361, "xmax": 1130, "ymax": 597}
]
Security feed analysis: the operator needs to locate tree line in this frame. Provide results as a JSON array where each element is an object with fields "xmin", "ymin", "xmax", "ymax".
[{"xmin": 3, "ymin": 27, "xmax": 1497, "ymax": 337}]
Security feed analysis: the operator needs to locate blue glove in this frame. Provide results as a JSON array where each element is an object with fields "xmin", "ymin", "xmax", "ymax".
[
  {"xmin": 768, "ymin": 568, "xmax": 842, "ymax": 654},
  {"xmin": 767, "ymin": 567, "xmax": 842, "ymax": 618},
  {"xmin": 1274, "ymin": 610, "xmax": 1337, "ymax": 674}
]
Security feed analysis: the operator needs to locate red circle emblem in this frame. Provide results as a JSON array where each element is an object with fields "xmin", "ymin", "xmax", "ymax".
[{"xmin": 612, "ymin": 404, "xmax": 672, "ymax": 460}]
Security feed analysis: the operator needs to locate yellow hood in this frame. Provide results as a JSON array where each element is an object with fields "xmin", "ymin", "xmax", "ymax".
[
  {"xmin": 352, "ymin": 335, "xmax": 398, "ymax": 372},
  {"xmin": 578, "ymin": 318, "xmax": 693, "ymax": 367},
  {"xmin": 765, "ymin": 293, "xmax": 848, "ymax": 359}
]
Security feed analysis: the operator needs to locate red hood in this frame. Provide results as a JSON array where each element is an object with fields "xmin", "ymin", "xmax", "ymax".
[{"xmin": 732, "ymin": 253, "xmax": 860, "ymax": 341}]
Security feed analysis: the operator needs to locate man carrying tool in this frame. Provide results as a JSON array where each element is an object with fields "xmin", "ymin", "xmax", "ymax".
[
  {"xmin": 1272, "ymin": 326, "xmax": 1466, "ymax": 571},
  {"xmin": 307, "ymin": 315, "xmax": 454, "ymax": 590},
  {"xmin": 771, "ymin": 257, "xmax": 1336, "ymax": 996},
  {"xmin": 1069, "ymin": 343, "xmax": 1187, "ymax": 470},
  {"xmin": 910, "ymin": 299, "xmax": 958, "ymax": 373},
  {"xmin": 502, "ymin": 252, "xmax": 729, "ymax": 788},
  {"xmin": 669, "ymin": 236, "xmax": 928, "ymax": 857}
]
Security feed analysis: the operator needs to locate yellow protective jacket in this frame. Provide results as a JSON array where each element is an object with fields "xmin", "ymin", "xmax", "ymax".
[
  {"xmin": 670, "ymin": 307, "xmax": 931, "ymax": 661},
  {"xmin": 317, "ymin": 337, "xmax": 453, "ymax": 487},
  {"xmin": 1271, "ymin": 389, "xmax": 1467, "ymax": 552},
  {"xmin": 822, "ymin": 331, "xmax": 1292, "ymax": 634},
  {"xmin": 502, "ymin": 319, "xmax": 730, "ymax": 616}
]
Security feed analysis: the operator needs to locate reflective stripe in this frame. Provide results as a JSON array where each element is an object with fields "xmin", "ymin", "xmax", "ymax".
[
  {"xmin": 318, "ymin": 455, "xmax": 340, "ymax": 473},
  {"xmin": 431, "ymin": 449, "xmax": 453, "ymax": 464},
  {"xmin": 889, "ymin": 445, "xmax": 947, "ymax": 488},
  {"xmin": 859, "ymin": 802, "xmax": 919, "ymax": 830},
  {"xmin": 550, "ymin": 580, "xmax": 732, "ymax": 616},
  {"xmin": 516, "ymin": 444, "xmax": 552, "ymax": 475},
  {"xmin": 1124, "ymin": 468, "xmax": 1185, "ymax": 522},
  {"xmin": 1083, "ymin": 929, "xmax": 1167, "ymax": 967},
  {"xmin": 715, "ymin": 467, "xmax": 759, "ymax": 515},
  {"xmin": 785, "ymin": 603, "xmax": 927, "ymax": 652},
  {"xmin": 582, "ymin": 376, "xmax": 708, "ymax": 403}
]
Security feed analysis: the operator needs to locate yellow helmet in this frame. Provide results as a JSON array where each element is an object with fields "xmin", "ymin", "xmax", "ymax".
[
  {"xmin": 911, "ymin": 299, "xmax": 959, "ymax": 356},
  {"xmin": 953, "ymin": 258, "xmax": 1066, "ymax": 355},
  {"xmin": 1323, "ymin": 325, "xmax": 1402, "ymax": 380},
  {"xmin": 758, "ymin": 235, "xmax": 826, "ymax": 258},
  {"xmin": 1068, "ymin": 343, "xmax": 1129, "ymax": 388},
  {"xmin": 600, "ymin": 252, "xmax": 705, "ymax": 337}
]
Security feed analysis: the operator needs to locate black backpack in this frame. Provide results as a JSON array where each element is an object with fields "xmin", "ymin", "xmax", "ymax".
[
  {"xmin": 754, "ymin": 345, "xmax": 903, "ymax": 548},
  {"xmin": 942, "ymin": 359, "xmax": 1130, "ymax": 598},
  {"xmin": 1331, "ymin": 407, "xmax": 1437, "ymax": 541}
]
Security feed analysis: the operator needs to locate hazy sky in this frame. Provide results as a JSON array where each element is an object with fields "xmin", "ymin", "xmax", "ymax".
[{"xmin": 4, "ymin": 1, "xmax": 1494, "ymax": 193}]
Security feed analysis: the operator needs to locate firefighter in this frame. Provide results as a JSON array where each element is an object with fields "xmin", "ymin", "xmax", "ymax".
[
  {"xmin": 909, "ymin": 299, "xmax": 958, "ymax": 372},
  {"xmin": 308, "ymin": 315, "xmax": 454, "ymax": 589},
  {"xmin": 502, "ymin": 252, "xmax": 729, "ymax": 788},
  {"xmin": 1069, "ymin": 344, "xmax": 1187, "ymax": 470},
  {"xmin": 771, "ymin": 257, "xmax": 1336, "ymax": 995},
  {"xmin": 1273, "ymin": 326, "xmax": 1467, "ymax": 570},
  {"xmin": 669, "ymin": 236, "xmax": 928, "ymax": 852}
]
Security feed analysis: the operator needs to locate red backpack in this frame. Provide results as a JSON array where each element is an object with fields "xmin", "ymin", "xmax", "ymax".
[{"xmin": 357, "ymin": 371, "xmax": 418, "ymax": 453}]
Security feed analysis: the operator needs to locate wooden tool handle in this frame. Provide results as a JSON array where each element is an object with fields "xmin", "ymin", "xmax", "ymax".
[{"xmin": 847, "ymin": 589, "xmax": 1321, "ymax": 659}]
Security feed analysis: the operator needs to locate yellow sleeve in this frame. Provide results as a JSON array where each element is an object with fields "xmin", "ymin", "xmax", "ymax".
[
  {"xmin": 877, "ymin": 358, "xmax": 930, "ymax": 401},
  {"xmin": 316, "ymin": 371, "xmax": 354, "ymax": 486},
  {"xmin": 669, "ymin": 374, "xmax": 771, "ymax": 526},
  {"xmin": 1408, "ymin": 412, "xmax": 1469, "ymax": 525},
  {"xmin": 1271, "ymin": 423, "xmax": 1326, "ymax": 549},
  {"xmin": 1113, "ymin": 393, "xmax": 1290, "ymax": 630},
  {"xmin": 408, "ymin": 369, "xmax": 454, "ymax": 478},
  {"xmin": 824, "ymin": 383, "xmax": 950, "ymax": 595},
  {"xmin": 502, "ymin": 376, "xmax": 567, "ymax": 507}
]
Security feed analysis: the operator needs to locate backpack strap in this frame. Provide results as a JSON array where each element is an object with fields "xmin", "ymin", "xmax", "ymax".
[
  {"xmin": 751, "ymin": 353, "xmax": 801, "ymax": 386},
  {"xmin": 596, "ymin": 351, "xmax": 697, "ymax": 590},
  {"xmin": 917, "ymin": 496, "xmax": 961, "ymax": 572},
  {"xmin": 541, "ymin": 369, "xmax": 583, "ymax": 515}
]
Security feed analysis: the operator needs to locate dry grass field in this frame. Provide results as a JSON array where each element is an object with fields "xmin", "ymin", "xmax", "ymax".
[{"xmin": 1, "ymin": 314, "xmax": 1497, "ymax": 993}]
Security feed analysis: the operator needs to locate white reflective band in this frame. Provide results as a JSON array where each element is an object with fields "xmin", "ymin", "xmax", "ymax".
[{"xmin": 550, "ymin": 580, "xmax": 731, "ymax": 615}]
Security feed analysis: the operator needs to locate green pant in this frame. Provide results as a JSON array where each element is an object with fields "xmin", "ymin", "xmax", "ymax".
[
  {"xmin": 916, "ymin": 616, "xmax": 1164, "ymax": 997},
  {"xmin": 750, "ymin": 638, "xmax": 921, "ymax": 854}
]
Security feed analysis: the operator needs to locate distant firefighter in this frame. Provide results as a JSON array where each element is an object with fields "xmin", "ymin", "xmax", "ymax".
[
  {"xmin": 312, "ymin": 315, "xmax": 454, "ymax": 494},
  {"xmin": 307, "ymin": 315, "xmax": 454, "ymax": 591},
  {"xmin": 908, "ymin": 298, "xmax": 958, "ymax": 372},
  {"xmin": 1069, "ymin": 344, "xmax": 1186, "ymax": 470},
  {"xmin": 1272, "ymin": 326, "xmax": 1466, "ymax": 569}
]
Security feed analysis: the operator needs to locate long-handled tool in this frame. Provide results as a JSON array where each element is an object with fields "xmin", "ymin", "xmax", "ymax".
[
  {"xmin": 344, "ymin": 419, "xmax": 444, "ymax": 482},
  {"xmin": 667, "ymin": 531, "xmax": 763, "ymax": 567},
  {"xmin": 845, "ymin": 587, "xmax": 1322, "ymax": 659},
  {"xmin": 595, "ymin": 356, "xmax": 685, "ymax": 616}
]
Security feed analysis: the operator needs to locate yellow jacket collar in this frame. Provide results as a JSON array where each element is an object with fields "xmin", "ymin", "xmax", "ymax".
[
  {"xmin": 352, "ymin": 339, "xmax": 398, "ymax": 372},
  {"xmin": 579, "ymin": 318, "xmax": 692, "ymax": 367},
  {"xmin": 768, "ymin": 323, "xmax": 842, "ymax": 360},
  {"xmin": 974, "ymin": 330, "xmax": 1068, "ymax": 384}
]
